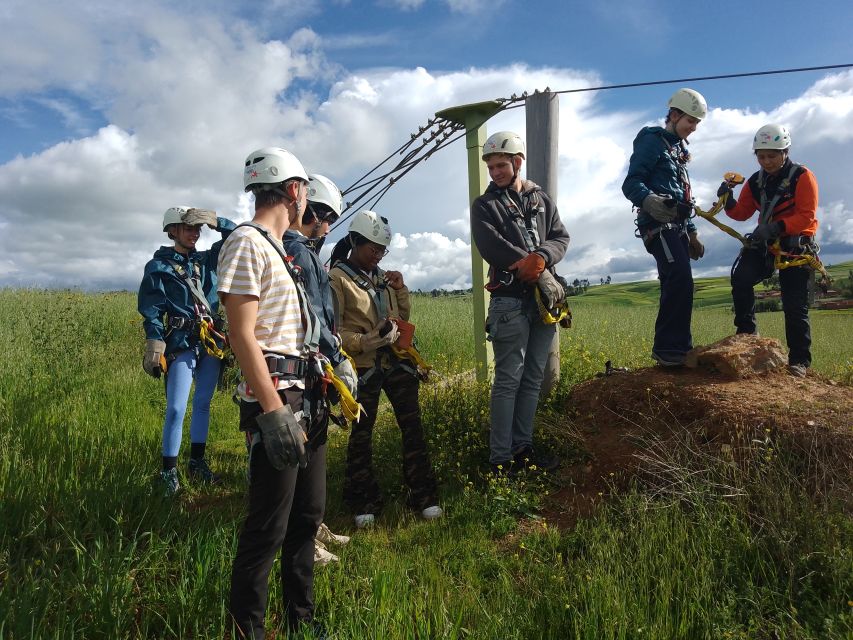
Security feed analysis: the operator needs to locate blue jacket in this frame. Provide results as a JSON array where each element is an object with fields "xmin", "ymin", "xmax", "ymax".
[
  {"xmin": 622, "ymin": 126, "xmax": 696, "ymax": 233},
  {"xmin": 138, "ymin": 217, "xmax": 236, "ymax": 355},
  {"xmin": 283, "ymin": 230, "xmax": 344, "ymax": 366}
]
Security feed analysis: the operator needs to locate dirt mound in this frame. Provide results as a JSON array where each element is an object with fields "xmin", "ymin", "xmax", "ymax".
[{"xmin": 545, "ymin": 365, "xmax": 853, "ymax": 527}]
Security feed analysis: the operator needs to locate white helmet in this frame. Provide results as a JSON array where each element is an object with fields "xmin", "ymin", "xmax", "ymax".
[
  {"xmin": 482, "ymin": 131, "xmax": 526, "ymax": 159},
  {"xmin": 349, "ymin": 210, "xmax": 392, "ymax": 246},
  {"xmin": 162, "ymin": 206, "xmax": 190, "ymax": 231},
  {"xmin": 668, "ymin": 88, "xmax": 707, "ymax": 120},
  {"xmin": 753, "ymin": 124, "xmax": 791, "ymax": 150},
  {"xmin": 307, "ymin": 174, "xmax": 343, "ymax": 216},
  {"xmin": 243, "ymin": 147, "xmax": 308, "ymax": 192}
]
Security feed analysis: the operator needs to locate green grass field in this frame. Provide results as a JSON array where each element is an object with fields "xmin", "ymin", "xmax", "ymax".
[{"xmin": 0, "ymin": 274, "xmax": 851, "ymax": 639}]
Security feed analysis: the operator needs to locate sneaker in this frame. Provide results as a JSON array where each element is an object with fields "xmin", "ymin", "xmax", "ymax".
[
  {"xmin": 513, "ymin": 446, "xmax": 560, "ymax": 472},
  {"xmin": 314, "ymin": 540, "xmax": 339, "ymax": 566},
  {"xmin": 354, "ymin": 514, "xmax": 375, "ymax": 529},
  {"xmin": 421, "ymin": 505, "xmax": 443, "ymax": 520},
  {"xmin": 160, "ymin": 468, "xmax": 180, "ymax": 497},
  {"xmin": 316, "ymin": 523, "xmax": 350, "ymax": 546},
  {"xmin": 651, "ymin": 350, "xmax": 685, "ymax": 367},
  {"xmin": 788, "ymin": 363, "xmax": 808, "ymax": 378},
  {"xmin": 188, "ymin": 457, "xmax": 218, "ymax": 484}
]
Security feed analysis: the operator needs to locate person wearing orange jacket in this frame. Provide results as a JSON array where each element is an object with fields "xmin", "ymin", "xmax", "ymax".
[{"xmin": 720, "ymin": 124, "xmax": 819, "ymax": 377}]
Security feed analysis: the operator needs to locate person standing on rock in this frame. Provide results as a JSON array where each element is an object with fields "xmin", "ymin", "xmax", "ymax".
[
  {"xmin": 622, "ymin": 88, "xmax": 707, "ymax": 368},
  {"xmin": 719, "ymin": 124, "xmax": 819, "ymax": 377}
]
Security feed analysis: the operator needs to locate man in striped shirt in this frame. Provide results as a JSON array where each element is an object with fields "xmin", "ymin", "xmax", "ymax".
[{"xmin": 218, "ymin": 147, "xmax": 326, "ymax": 639}]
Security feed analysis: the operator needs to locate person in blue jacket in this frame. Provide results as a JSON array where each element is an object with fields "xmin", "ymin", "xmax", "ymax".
[
  {"xmin": 283, "ymin": 174, "xmax": 357, "ymax": 564},
  {"xmin": 138, "ymin": 206, "xmax": 236, "ymax": 496},
  {"xmin": 622, "ymin": 88, "xmax": 707, "ymax": 367}
]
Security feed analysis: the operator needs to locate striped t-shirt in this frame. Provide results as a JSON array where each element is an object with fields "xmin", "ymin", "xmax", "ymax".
[{"xmin": 217, "ymin": 224, "xmax": 305, "ymax": 357}]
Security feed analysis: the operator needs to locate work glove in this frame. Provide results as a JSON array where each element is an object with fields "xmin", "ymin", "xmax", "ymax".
[
  {"xmin": 182, "ymin": 208, "xmax": 218, "ymax": 228},
  {"xmin": 537, "ymin": 270, "xmax": 565, "ymax": 309},
  {"xmin": 143, "ymin": 339, "xmax": 166, "ymax": 378},
  {"xmin": 359, "ymin": 319, "xmax": 399, "ymax": 352},
  {"xmin": 688, "ymin": 232, "xmax": 705, "ymax": 260},
  {"xmin": 333, "ymin": 358, "xmax": 358, "ymax": 397},
  {"xmin": 716, "ymin": 181, "xmax": 737, "ymax": 211},
  {"xmin": 751, "ymin": 221, "xmax": 784, "ymax": 244},
  {"xmin": 642, "ymin": 194, "xmax": 678, "ymax": 223},
  {"xmin": 255, "ymin": 405, "xmax": 309, "ymax": 470},
  {"xmin": 509, "ymin": 252, "xmax": 546, "ymax": 283}
]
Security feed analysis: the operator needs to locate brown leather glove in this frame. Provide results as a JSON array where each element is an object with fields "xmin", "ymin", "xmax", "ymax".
[
  {"xmin": 509, "ymin": 252, "xmax": 546, "ymax": 283},
  {"xmin": 688, "ymin": 232, "xmax": 705, "ymax": 260}
]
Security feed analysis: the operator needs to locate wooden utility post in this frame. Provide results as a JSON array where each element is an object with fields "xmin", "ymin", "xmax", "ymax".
[
  {"xmin": 435, "ymin": 100, "xmax": 503, "ymax": 383},
  {"xmin": 525, "ymin": 90, "xmax": 561, "ymax": 396}
]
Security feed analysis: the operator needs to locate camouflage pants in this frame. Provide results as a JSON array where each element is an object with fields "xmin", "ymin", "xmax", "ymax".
[{"xmin": 343, "ymin": 365, "xmax": 438, "ymax": 514}]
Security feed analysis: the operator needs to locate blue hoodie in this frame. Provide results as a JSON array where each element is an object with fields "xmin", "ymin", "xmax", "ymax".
[
  {"xmin": 138, "ymin": 217, "xmax": 236, "ymax": 355},
  {"xmin": 283, "ymin": 230, "xmax": 344, "ymax": 366},
  {"xmin": 622, "ymin": 126, "xmax": 696, "ymax": 233}
]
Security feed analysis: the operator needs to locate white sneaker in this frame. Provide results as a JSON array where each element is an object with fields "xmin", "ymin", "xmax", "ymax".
[
  {"xmin": 314, "ymin": 540, "xmax": 339, "ymax": 566},
  {"xmin": 316, "ymin": 522, "xmax": 350, "ymax": 546},
  {"xmin": 354, "ymin": 513, "xmax": 375, "ymax": 529},
  {"xmin": 421, "ymin": 505, "xmax": 443, "ymax": 520}
]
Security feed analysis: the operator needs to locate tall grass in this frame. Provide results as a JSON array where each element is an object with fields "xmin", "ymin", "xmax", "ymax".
[{"xmin": 0, "ymin": 288, "xmax": 850, "ymax": 638}]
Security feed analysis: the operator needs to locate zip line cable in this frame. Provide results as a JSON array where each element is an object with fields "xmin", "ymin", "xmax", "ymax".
[{"xmin": 327, "ymin": 62, "xmax": 851, "ymax": 243}]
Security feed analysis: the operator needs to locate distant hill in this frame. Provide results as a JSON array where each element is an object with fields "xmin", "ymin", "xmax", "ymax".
[{"xmin": 572, "ymin": 260, "xmax": 852, "ymax": 309}]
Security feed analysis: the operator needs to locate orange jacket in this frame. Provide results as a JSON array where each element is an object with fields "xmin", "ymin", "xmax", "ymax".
[{"xmin": 725, "ymin": 162, "xmax": 818, "ymax": 237}]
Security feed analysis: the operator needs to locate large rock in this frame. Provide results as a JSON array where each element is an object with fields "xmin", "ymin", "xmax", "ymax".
[{"xmin": 685, "ymin": 334, "xmax": 787, "ymax": 378}]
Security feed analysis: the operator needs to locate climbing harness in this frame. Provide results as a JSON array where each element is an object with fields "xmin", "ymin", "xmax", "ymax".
[
  {"xmin": 692, "ymin": 172, "xmax": 830, "ymax": 284},
  {"xmin": 335, "ymin": 261, "xmax": 433, "ymax": 380},
  {"xmin": 166, "ymin": 259, "xmax": 228, "ymax": 359}
]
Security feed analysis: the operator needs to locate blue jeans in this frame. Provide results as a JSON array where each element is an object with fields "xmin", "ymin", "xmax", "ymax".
[
  {"xmin": 162, "ymin": 348, "xmax": 222, "ymax": 457},
  {"xmin": 645, "ymin": 227, "xmax": 694, "ymax": 361},
  {"xmin": 487, "ymin": 295, "xmax": 556, "ymax": 465}
]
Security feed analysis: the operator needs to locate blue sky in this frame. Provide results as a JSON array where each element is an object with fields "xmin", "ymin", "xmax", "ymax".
[{"xmin": 1, "ymin": 0, "xmax": 852, "ymax": 289}]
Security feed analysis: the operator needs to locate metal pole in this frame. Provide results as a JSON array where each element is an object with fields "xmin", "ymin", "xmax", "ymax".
[
  {"xmin": 525, "ymin": 90, "xmax": 561, "ymax": 395},
  {"xmin": 435, "ymin": 100, "xmax": 503, "ymax": 382}
]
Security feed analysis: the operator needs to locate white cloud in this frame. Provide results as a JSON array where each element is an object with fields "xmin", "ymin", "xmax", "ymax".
[{"xmin": 0, "ymin": 4, "xmax": 851, "ymax": 291}]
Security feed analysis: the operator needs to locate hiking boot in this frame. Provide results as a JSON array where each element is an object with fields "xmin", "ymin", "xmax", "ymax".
[
  {"xmin": 513, "ymin": 446, "xmax": 560, "ymax": 473},
  {"xmin": 188, "ymin": 457, "xmax": 219, "ymax": 484},
  {"xmin": 316, "ymin": 523, "xmax": 350, "ymax": 546},
  {"xmin": 159, "ymin": 468, "xmax": 180, "ymax": 497},
  {"xmin": 314, "ymin": 540, "xmax": 339, "ymax": 566},
  {"xmin": 354, "ymin": 514, "xmax": 375, "ymax": 529},
  {"xmin": 651, "ymin": 350, "xmax": 685, "ymax": 367},
  {"xmin": 421, "ymin": 505, "xmax": 443, "ymax": 520},
  {"xmin": 788, "ymin": 363, "xmax": 808, "ymax": 378}
]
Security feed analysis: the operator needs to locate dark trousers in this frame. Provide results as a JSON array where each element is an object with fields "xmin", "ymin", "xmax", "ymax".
[
  {"xmin": 731, "ymin": 246, "xmax": 812, "ymax": 366},
  {"xmin": 343, "ymin": 365, "xmax": 438, "ymax": 514},
  {"xmin": 645, "ymin": 227, "xmax": 694, "ymax": 360},
  {"xmin": 229, "ymin": 389, "xmax": 326, "ymax": 640}
]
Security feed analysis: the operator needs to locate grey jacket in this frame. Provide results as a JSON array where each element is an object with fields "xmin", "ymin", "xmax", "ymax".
[{"xmin": 471, "ymin": 179, "xmax": 570, "ymax": 297}]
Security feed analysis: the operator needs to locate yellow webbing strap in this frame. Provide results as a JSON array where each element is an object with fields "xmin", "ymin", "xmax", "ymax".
[
  {"xmin": 322, "ymin": 361, "xmax": 365, "ymax": 422},
  {"xmin": 692, "ymin": 172, "xmax": 750, "ymax": 245},
  {"xmin": 534, "ymin": 287, "xmax": 572, "ymax": 326},
  {"xmin": 198, "ymin": 319, "xmax": 226, "ymax": 360},
  {"xmin": 769, "ymin": 241, "xmax": 831, "ymax": 282},
  {"xmin": 391, "ymin": 345, "xmax": 432, "ymax": 374}
]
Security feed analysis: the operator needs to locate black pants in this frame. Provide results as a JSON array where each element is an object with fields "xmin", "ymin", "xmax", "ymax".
[
  {"xmin": 645, "ymin": 226, "xmax": 694, "ymax": 360},
  {"xmin": 731, "ymin": 246, "xmax": 812, "ymax": 366},
  {"xmin": 343, "ymin": 365, "xmax": 438, "ymax": 514},
  {"xmin": 229, "ymin": 388, "xmax": 327, "ymax": 640}
]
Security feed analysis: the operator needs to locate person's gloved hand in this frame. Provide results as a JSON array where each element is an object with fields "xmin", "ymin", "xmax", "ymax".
[
  {"xmin": 642, "ymin": 194, "xmax": 678, "ymax": 223},
  {"xmin": 751, "ymin": 221, "xmax": 784, "ymax": 244},
  {"xmin": 143, "ymin": 339, "xmax": 166, "ymax": 377},
  {"xmin": 359, "ymin": 319, "xmax": 399, "ymax": 352},
  {"xmin": 333, "ymin": 358, "xmax": 358, "ymax": 397},
  {"xmin": 509, "ymin": 252, "xmax": 546, "ymax": 283},
  {"xmin": 688, "ymin": 232, "xmax": 705, "ymax": 260},
  {"xmin": 537, "ymin": 270, "xmax": 565, "ymax": 308},
  {"xmin": 182, "ymin": 208, "xmax": 219, "ymax": 229},
  {"xmin": 255, "ymin": 405, "xmax": 308, "ymax": 470},
  {"xmin": 716, "ymin": 181, "xmax": 733, "ymax": 198}
]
